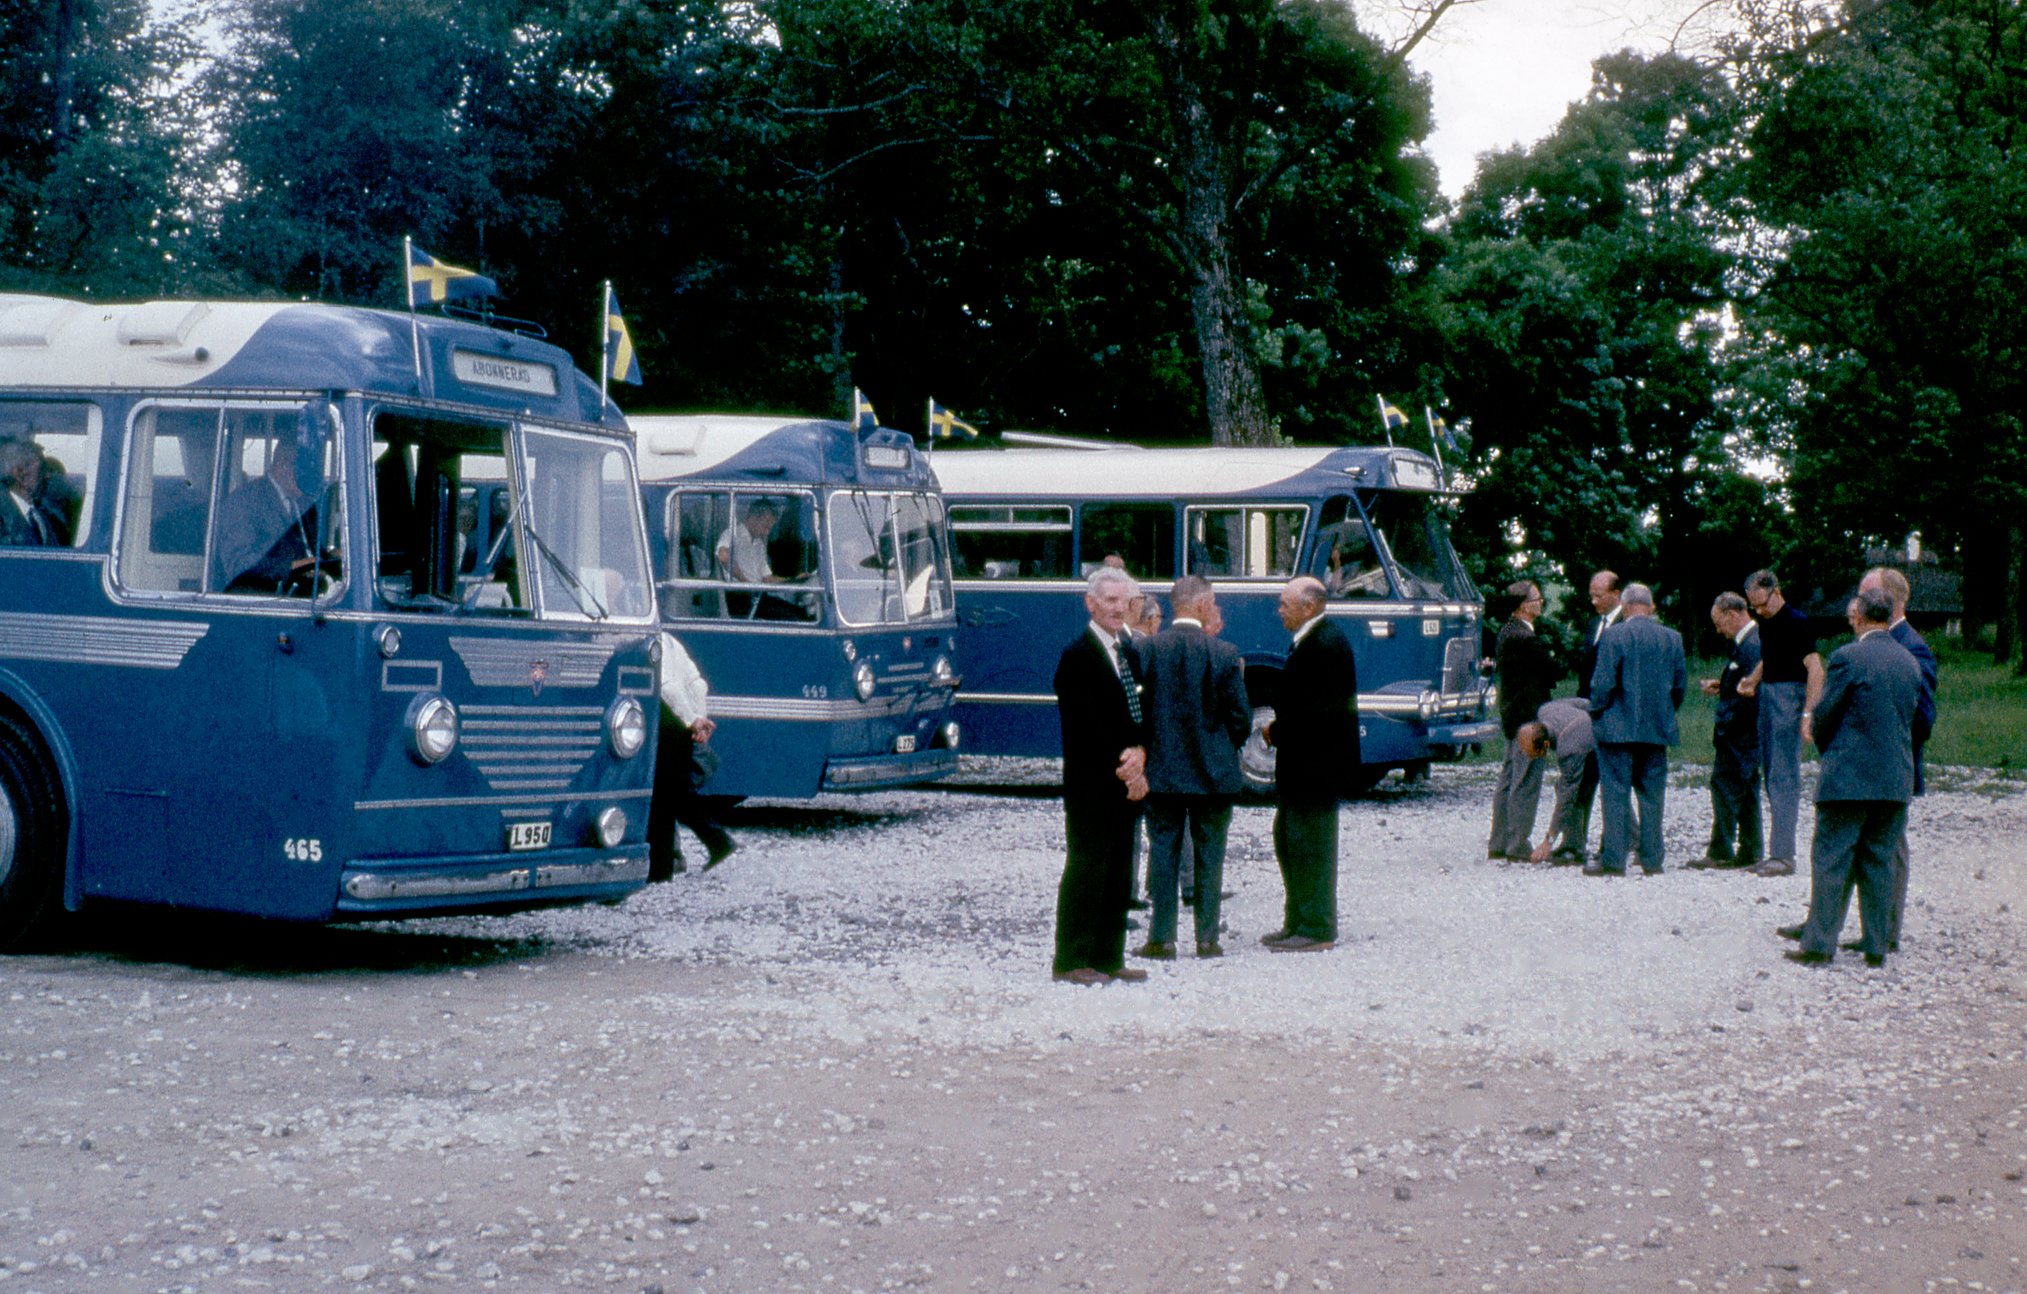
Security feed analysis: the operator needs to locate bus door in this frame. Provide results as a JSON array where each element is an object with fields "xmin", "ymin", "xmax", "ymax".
[{"xmin": 104, "ymin": 398, "xmax": 350, "ymax": 917}]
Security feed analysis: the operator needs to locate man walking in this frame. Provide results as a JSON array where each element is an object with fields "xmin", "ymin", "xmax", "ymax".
[
  {"xmin": 1134, "ymin": 576, "xmax": 1250, "ymax": 961},
  {"xmin": 1488, "ymin": 580, "xmax": 1562, "ymax": 861},
  {"xmin": 1690, "ymin": 592, "xmax": 1763, "ymax": 870},
  {"xmin": 1783, "ymin": 589, "xmax": 1920, "ymax": 968},
  {"xmin": 1860, "ymin": 566, "xmax": 1938, "ymax": 952},
  {"xmin": 1586, "ymin": 583, "xmax": 1687, "ymax": 876},
  {"xmin": 1741, "ymin": 570, "xmax": 1823, "ymax": 877},
  {"xmin": 1051, "ymin": 568, "xmax": 1152, "ymax": 985},
  {"xmin": 1262, "ymin": 577, "xmax": 1358, "ymax": 952},
  {"xmin": 1561, "ymin": 570, "xmax": 1624, "ymax": 860}
]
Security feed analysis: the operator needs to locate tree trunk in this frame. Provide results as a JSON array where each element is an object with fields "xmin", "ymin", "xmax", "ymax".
[
  {"xmin": 1153, "ymin": 9, "xmax": 1275, "ymax": 449},
  {"xmin": 2004, "ymin": 520, "xmax": 2025, "ymax": 671}
]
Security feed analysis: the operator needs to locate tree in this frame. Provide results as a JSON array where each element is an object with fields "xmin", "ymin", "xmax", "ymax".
[
  {"xmin": 1735, "ymin": 0, "xmax": 2027, "ymax": 666},
  {"xmin": 1436, "ymin": 50, "xmax": 1747, "ymax": 629}
]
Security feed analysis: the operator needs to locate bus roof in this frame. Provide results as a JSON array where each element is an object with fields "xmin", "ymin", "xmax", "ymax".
[
  {"xmin": 632, "ymin": 413, "xmax": 935, "ymax": 489},
  {"xmin": 0, "ymin": 294, "xmax": 621, "ymax": 428},
  {"xmin": 929, "ymin": 443, "xmax": 1453, "ymax": 499}
]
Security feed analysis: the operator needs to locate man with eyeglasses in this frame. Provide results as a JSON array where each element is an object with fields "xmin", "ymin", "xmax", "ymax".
[
  {"xmin": 1739, "ymin": 570, "xmax": 1824, "ymax": 877},
  {"xmin": 1488, "ymin": 579, "xmax": 1562, "ymax": 862}
]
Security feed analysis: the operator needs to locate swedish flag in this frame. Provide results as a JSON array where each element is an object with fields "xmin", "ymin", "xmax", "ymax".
[
  {"xmin": 853, "ymin": 387, "xmax": 879, "ymax": 433},
  {"xmin": 604, "ymin": 284, "xmax": 642, "ymax": 386},
  {"xmin": 927, "ymin": 399, "xmax": 980, "ymax": 441},
  {"xmin": 1430, "ymin": 412, "xmax": 1459, "ymax": 456},
  {"xmin": 406, "ymin": 242, "xmax": 498, "ymax": 308},
  {"xmin": 1380, "ymin": 400, "xmax": 1408, "ymax": 432}
]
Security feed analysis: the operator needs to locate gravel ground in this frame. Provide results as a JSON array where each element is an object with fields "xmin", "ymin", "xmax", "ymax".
[{"xmin": 2, "ymin": 760, "xmax": 2024, "ymax": 1294}]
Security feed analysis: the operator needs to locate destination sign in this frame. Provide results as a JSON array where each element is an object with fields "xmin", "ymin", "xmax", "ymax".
[{"xmin": 452, "ymin": 349, "xmax": 559, "ymax": 397}]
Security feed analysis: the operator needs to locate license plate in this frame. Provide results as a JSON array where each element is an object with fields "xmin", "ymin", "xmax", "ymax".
[
  {"xmin": 507, "ymin": 821, "xmax": 552, "ymax": 852},
  {"xmin": 895, "ymin": 734, "xmax": 917, "ymax": 753}
]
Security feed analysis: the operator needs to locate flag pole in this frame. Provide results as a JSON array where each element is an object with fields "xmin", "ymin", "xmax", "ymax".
[
  {"xmin": 403, "ymin": 236, "xmax": 422, "ymax": 386},
  {"xmin": 600, "ymin": 281, "xmax": 612, "ymax": 409},
  {"xmin": 1424, "ymin": 406, "xmax": 1447, "ymax": 487},
  {"xmin": 1375, "ymin": 395, "xmax": 1395, "ymax": 448}
]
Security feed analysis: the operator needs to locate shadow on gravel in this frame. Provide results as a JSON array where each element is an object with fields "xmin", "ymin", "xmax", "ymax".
[
  {"xmin": 722, "ymin": 802, "xmax": 921, "ymax": 833},
  {"xmin": 48, "ymin": 905, "xmax": 548, "ymax": 976}
]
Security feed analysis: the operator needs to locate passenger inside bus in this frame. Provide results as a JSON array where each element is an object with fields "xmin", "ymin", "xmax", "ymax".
[
  {"xmin": 1315, "ymin": 521, "xmax": 1390, "ymax": 599},
  {"xmin": 215, "ymin": 426, "xmax": 329, "ymax": 595}
]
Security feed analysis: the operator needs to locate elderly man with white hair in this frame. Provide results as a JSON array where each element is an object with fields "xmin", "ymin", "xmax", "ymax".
[{"xmin": 1585, "ymin": 582, "xmax": 1687, "ymax": 877}]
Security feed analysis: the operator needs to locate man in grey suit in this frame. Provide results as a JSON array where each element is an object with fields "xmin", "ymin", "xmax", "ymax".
[
  {"xmin": 1134, "ymin": 576, "xmax": 1251, "ymax": 960},
  {"xmin": 1517, "ymin": 697, "xmax": 1594, "ymax": 863},
  {"xmin": 1585, "ymin": 583, "xmax": 1687, "ymax": 876},
  {"xmin": 1860, "ymin": 565, "xmax": 1937, "ymax": 953},
  {"xmin": 1784, "ymin": 588, "xmax": 1920, "ymax": 968}
]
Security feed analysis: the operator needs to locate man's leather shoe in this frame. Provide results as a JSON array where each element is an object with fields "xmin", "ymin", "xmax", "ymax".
[
  {"xmin": 1259, "ymin": 930, "xmax": 1291, "ymax": 946},
  {"xmin": 1777, "ymin": 924, "xmax": 1804, "ymax": 940},
  {"xmin": 1197, "ymin": 941, "xmax": 1224, "ymax": 958},
  {"xmin": 1582, "ymin": 861, "xmax": 1622, "ymax": 877},
  {"xmin": 700, "ymin": 841, "xmax": 736, "ymax": 872},
  {"xmin": 1109, "ymin": 966, "xmax": 1149, "ymax": 982},
  {"xmin": 1687, "ymin": 855, "xmax": 1749, "ymax": 870},
  {"xmin": 1784, "ymin": 949, "xmax": 1832, "ymax": 966},
  {"xmin": 1549, "ymin": 847, "xmax": 1585, "ymax": 865},
  {"xmin": 1134, "ymin": 940, "xmax": 1176, "ymax": 960},
  {"xmin": 1052, "ymin": 967, "xmax": 1111, "ymax": 986},
  {"xmin": 1864, "ymin": 953, "xmax": 1885, "ymax": 968},
  {"xmin": 1751, "ymin": 857, "xmax": 1795, "ymax": 877},
  {"xmin": 1268, "ymin": 935, "xmax": 1334, "ymax": 953}
]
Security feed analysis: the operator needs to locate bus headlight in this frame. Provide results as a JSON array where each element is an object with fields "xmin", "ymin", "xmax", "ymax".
[
  {"xmin": 595, "ymin": 806, "xmax": 628, "ymax": 848},
  {"xmin": 853, "ymin": 659, "xmax": 876, "ymax": 701},
  {"xmin": 606, "ymin": 696, "xmax": 648, "ymax": 759},
  {"xmin": 931, "ymin": 654, "xmax": 955, "ymax": 687},
  {"xmin": 940, "ymin": 721, "xmax": 961, "ymax": 750},
  {"xmin": 406, "ymin": 693, "xmax": 459, "ymax": 765}
]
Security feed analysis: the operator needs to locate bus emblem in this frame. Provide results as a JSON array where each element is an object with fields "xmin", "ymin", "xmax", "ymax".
[{"xmin": 529, "ymin": 660, "xmax": 550, "ymax": 695}]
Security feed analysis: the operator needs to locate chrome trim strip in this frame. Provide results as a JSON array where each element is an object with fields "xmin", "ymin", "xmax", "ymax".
[
  {"xmin": 340, "ymin": 854, "xmax": 648, "ymax": 901},
  {"xmin": 955, "ymin": 691, "xmax": 1055, "ymax": 705},
  {"xmin": 709, "ymin": 693, "xmax": 924, "ymax": 721},
  {"xmin": 0, "ymin": 611, "xmax": 208, "ymax": 669},
  {"xmin": 352, "ymin": 788, "xmax": 654, "ymax": 811},
  {"xmin": 448, "ymin": 636, "xmax": 616, "ymax": 688}
]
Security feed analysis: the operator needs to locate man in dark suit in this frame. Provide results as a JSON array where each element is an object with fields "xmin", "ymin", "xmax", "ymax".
[
  {"xmin": 1689, "ymin": 592, "xmax": 1763, "ymax": 869},
  {"xmin": 0, "ymin": 437, "xmax": 63, "ymax": 547},
  {"xmin": 1742, "ymin": 569, "xmax": 1824, "ymax": 876},
  {"xmin": 1135, "ymin": 576, "xmax": 1250, "ymax": 960},
  {"xmin": 1784, "ymin": 588, "xmax": 1920, "ymax": 968},
  {"xmin": 1558, "ymin": 569, "xmax": 1623, "ymax": 861},
  {"xmin": 1488, "ymin": 579, "xmax": 1562, "ymax": 860},
  {"xmin": 1861, "ymin": 565, "xmax": 1938, "ymax": 952},
  {"xmin": 1586, "ymin": 582, "xmax": 1687, "ymax": 876},
  {"xmin": 1262, "ymin": 577, "xmax": 1358, "ymax": 952},
  {"xmin": 1051, "ymin": 567, "xmax": 1152, "ymax": 985}
]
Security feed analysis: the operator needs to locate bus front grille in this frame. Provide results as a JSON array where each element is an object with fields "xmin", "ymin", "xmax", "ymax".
[{"xmin": 460, "ymin": 705, "xmax": 604, "ymax": 791}]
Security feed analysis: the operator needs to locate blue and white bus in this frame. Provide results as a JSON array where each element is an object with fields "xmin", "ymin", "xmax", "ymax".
[
  {"xmin": 0, "ymin": 294, "xmax": 660, "ymax": 946},
  {"xmin": 931, "ymin": 442, "xmax": 1496, "ymax": 789},
  {"xmin": 632, "ymin": 415, "xmax": 960, "ymax": 798}
]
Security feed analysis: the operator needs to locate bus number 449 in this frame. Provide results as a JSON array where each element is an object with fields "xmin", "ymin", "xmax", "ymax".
[{"xmin": 284, "ymin": 838, "xmax": 324, "ymax": 862}]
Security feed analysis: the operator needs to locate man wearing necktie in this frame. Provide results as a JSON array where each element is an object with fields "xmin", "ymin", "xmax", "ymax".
[
  {"xmin": 1050, "ymin": 566, "xmax": 1151, "ymax": 985},
  {"xmin": 0, "ymin": 437, "xmax": 62, "ymax": 547}
]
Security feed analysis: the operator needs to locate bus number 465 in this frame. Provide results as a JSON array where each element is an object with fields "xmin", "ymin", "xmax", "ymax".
[{"xmin": 284, "ymin": 838, "xmax": 324, "ymax": 862}]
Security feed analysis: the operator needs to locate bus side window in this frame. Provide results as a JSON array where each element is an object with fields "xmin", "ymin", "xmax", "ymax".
[
  {"xmin": 665, "ymin": 491, "xmax": 728, "ymax": 618},
  {"xmin": 119, "ymin": 405, "xmax": 220, "ymax": 592},
  {"xmin": 949, "ymin": 504, "xmax": 1072, "ymax": 579},
  {"xmin": 1185, "ymin": 506, "xmax": 1305, "ymax": 579},
  {"xmin": 1078, "ymin": 502, "xmax": 1174, "ymax": 580},
  {"xmin": 0, "ymin": 400, "xmax": 101, "ymax": 549}
]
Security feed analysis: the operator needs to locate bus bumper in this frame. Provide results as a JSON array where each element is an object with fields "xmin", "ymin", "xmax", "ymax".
[
  {"xmin": 822, "ymin": 748, "xmax": 960, "ymax": 791},
  {"xmin": 333, "ymin": 846, "xmax": 650, "ymax": 917},
  {"xmin": 1427, "ymin": 717, "xmax": 1500, "ymax": 747}
]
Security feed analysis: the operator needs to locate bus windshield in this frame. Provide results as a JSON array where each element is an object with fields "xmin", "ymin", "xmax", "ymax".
[
  {"xmin": 1362, "ymin": 490, "xmax": 1471, "ymax": 601},
  {"xmin": 828, "ymin": 489, "xmax": 954, "ymax": 626},
  {"xmin": 373, "ymin": 414, "xmax": 652, "ymax": 621}
]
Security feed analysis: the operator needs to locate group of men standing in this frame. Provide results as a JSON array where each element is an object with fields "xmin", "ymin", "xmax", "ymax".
[
  {"xmin": 1488, "ymin": 564, "xmax": 1938, "ymax": 967},
  {"xmin": 1049, "ymin": 570, "xmax": 1359, "ymax": 986}
]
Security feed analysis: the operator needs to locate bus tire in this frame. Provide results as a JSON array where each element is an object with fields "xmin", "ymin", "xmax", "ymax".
[{"xmin": 0, "ymin": 712, "xmax": 68, "ymax": 951}]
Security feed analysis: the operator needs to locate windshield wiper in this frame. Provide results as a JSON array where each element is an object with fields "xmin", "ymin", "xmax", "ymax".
[{"xmin": 511, "ymin": 476, "xmax": 607, "ymax": 621}]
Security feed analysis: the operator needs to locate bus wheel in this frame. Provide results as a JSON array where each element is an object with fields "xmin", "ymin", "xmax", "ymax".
[{"xmin": 0, "ymin": 714, "xmax": 67, "ymax": 951}]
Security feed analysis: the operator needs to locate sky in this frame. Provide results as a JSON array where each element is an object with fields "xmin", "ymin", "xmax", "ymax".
[{"xmin": 1361, "ymin": 0, "xmax": 1736, "ymax": 195}]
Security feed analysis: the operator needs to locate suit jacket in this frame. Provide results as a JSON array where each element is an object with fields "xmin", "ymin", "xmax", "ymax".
[
  {"xmin": 0, "ymin": 490, "xmax": 60, "ymax": 546},
  {"xmin": 1814, "ymin": 629, "xmax": 1920, "ymax": 803},
  {"xmin": 1713, "ymin": 621, "xmax": 1762, "ymax": 744},
  {"xmin": 1139, "ymin": 622, "xmax": 1250, "ymax": 797},
  {"xmin": 1588, "ymin": 614, "xmax": 1686, "ymax": 746},
  {"xmin": 1889, "ymin": 617, "xmax": 1938, "ymax": 752},
  {"xmin": 1054, "ymin": 628, "xmax": 1148, "ymax": 801},
  {"xmin": 1495, "ymin": 617, "xmax": 1562, "ymax": 738},
  {"xmin": 1536, "ymin": 697, "xmax": 1594, "ymax": 760},
  {"xmin": 1272, "ymin": 616, "xmax": 1359, "ymax": 802},
  {"xmin": 1576, "ymin": 608, "xmax": 1621, "ymax": 700}
]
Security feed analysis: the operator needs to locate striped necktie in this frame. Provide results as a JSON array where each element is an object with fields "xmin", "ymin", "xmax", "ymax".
[{"xmin": 1113, "ymin": 639, "xmax": 1142, "ymax": 724}]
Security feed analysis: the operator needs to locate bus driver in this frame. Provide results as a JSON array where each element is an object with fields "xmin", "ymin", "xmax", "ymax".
[{"xmin": 718, "ymin": 497, "xmax": 783, "ymax": 583}]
